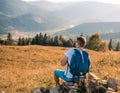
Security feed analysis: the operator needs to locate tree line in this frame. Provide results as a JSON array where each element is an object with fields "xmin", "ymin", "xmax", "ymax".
[
  {"xmin": 18, "ymin": 33, "xmax": 75, "ymax": 47},
  {"xmin": 0, "ymin": 32, "xmax": 120, "ymax": 51}
]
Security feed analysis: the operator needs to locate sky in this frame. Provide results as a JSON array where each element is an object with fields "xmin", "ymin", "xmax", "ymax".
[{"xmin": 22, "ymin": 0, "xmax": 120, "ymax": 4}]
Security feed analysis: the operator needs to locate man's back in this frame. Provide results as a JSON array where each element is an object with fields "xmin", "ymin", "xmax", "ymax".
[{"xmin": 64, "ymin": 48, "xmax": 90, "ymax": 79}]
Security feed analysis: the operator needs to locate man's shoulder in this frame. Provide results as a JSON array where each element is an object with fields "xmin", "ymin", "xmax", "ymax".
[
  {"xmin": 65, "ymin": 49, "xmax": 75, "ymax": 56},
  {"xmin": 66, "ymin": 49, "xmax": 75, "ymax": 52}
]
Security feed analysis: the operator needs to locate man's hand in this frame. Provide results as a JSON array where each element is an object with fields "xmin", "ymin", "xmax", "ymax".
[{"xmin": 61, "ymin": 56, "xmax": 68, "ymax": 66}]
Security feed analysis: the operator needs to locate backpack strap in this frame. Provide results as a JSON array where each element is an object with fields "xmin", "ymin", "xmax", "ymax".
[
  {"xmin": 72, "ymin": 49, "xmax": 82, "ymax": 82},
  {"xmin": 74, "ymin": 49, "xmax": 80, "ymax": 55},
  {"xmin": 66, "ymin": 49, "xmax": 78, "ymax": 76},
  {"xmin": 74, "ymin": 49, "xmax": 84, "ymax": 64}
]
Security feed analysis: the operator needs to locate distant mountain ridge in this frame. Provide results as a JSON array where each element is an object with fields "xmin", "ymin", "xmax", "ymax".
[
  {"xmin": 0, "ymin": 0, "xmax": 120, "ymax": 39},
  {"xmin": 0, "ymin": 0, "xmax": 28, "ymax": 17},
  {"xmin": 53, "ymin": 22, "xmax": 120, "ymax": 39}
]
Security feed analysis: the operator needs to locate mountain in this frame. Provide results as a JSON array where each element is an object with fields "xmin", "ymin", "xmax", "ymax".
[
  {"xmin": 0, "ymin": 0, "xmax": 28, "ymax": 17},
  {"xmin": 53, "ymin": 22, "xmax": 120, "ymax": 39},
  {"xmin": 0, "ymin": 13, "xmax": 13, "ymax": 34},
  {"xmin": 0, "ymin": 0, "xmax": 28, "ymax": 35},
  {"xmin": 0, "ymin": 0, "xmax": 120, "ymax": 39},
  {"xmin": 0, "ymin": 0, "xmax": 71, "ymax": 35},
  {"xmin": 101, "ymin": 32, "xmax": 120, "ymax": 40},
  {"xmin": 12, "ymin": 13, "xmax": 69, "ymax": 31}
]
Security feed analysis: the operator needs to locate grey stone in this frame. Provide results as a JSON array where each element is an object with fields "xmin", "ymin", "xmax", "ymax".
[
  {"xmin": 107, "ymin": 77, "xmax": 118, "ymax": 92},
  {"xmin": 106, "ymin": 87, "xmax": 116, "ymax": 93},
  {"xmin": 69, "ymin": 89, "xmax": 77, "ymax": 93},
  {"xmin": 50, "ymin": 85, "xmax": 60, "ymax": 93},
  {"xmin": 34, "ymin": 88, "xmax": 42, "ymax": 93}
]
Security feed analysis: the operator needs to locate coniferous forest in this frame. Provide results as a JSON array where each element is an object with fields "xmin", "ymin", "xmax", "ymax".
[{"xmin": 0, "ymin": 32, "xmax": 120, "ymax": 51}]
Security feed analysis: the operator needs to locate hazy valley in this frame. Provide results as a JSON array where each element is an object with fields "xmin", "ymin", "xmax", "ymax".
[{"xmin": 0, "ymin": 0, "xmax": 120, "ymax": 40}]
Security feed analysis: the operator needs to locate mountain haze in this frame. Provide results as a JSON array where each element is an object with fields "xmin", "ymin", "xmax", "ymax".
[
  {"xmin": 54, "ymin": 22, "xmax": 120, "ymax": 39},
  {"xmin": 0, "ymin": 0, "xmax": 28, "ymax": 17},
  {"xmin": 0, "ymin": 0, "xmax": 120, "ymax": 39}
]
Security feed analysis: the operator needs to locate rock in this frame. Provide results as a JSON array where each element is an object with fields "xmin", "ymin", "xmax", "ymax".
[
  {"xmin": 88, "ymin": 72, "xmax": 99, "ymax": 81},
  {"xmin": 100, "ymin": 80, "xmax": 108, "ymax": 87},
  {"xmin": 106, "ymin": 87, "xmax": 116, "ymax": 93},
  {"xmin": 101, "ymin": 80, "xmax": 107, "ymax": 85},
  {"xmin": 40, "ymin": 87, "xmax": 50, "ymax": 93},
  {"xmin": 88, "ymin": 73, "xmax": 108, "ymax": 93},
  {"xmin": 33, "ymin": 73, "xmax": 119, "ymax": 93},
  {"xmin": 88, "ymin": 77, "xmax": 99, "ymax": 93},
  {"xmin": 64, "ymin": 82, "xmax": 74, "ymax": 86},
  {"xmin": 33, "ymin": 88, "xmax": 43, "ymax": 93},
  {"xmin": 97, "ymin": 85, "xmax": 107, "ymax": 93},
  {"xmin": 69, "ymin": 89, "xmax": 77, "ymax": 93},
  {"xmin": 107, "ymin": 77, "xmax": 118, "ymax": 92},
  {"xmin": 64, "ymin": 82, "xmax": 78, "ymax": 90},
  {"xmin": 50, "ymin": 85, "xmax": 60, "ymax": 93},
  {"xmin": 33, "ymin": 87, "xmax": 50, "ymax": 93}
]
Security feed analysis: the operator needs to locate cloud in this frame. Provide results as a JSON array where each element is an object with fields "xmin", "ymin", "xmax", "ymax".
[
  {"xmin": 22, "ymin": 0, "xmax": 40, "ymax": 2},
  {"xmin": 21, "ymin": 0, "xmax": 120, "ymax": 4},
  {"xmin": 47, "ymin": 0, "xmax": 120, "ymax": 4}
]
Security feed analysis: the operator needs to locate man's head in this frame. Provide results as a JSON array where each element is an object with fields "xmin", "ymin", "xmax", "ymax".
[{"xmin": 75, "ymin": 36, "xmax": 86, "ymax": 48}]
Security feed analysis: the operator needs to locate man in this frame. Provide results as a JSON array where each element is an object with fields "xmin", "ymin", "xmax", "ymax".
[{"xmin": 54, "ymin": 36, "xmax": 90, "ymax": 85}]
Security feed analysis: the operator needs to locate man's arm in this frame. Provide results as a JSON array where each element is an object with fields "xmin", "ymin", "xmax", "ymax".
[{"xmin": 61, "ymin": 56, "xmax": 68, "ymax": 66}]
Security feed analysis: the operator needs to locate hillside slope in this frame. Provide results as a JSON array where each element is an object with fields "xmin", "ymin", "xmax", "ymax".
[
  {"xmin": 0, "ymin": 45, "xmax": 120, "ymax": 93},
  {"xmin": 53, "ymin": 22, "xmax": 120, "ymax": 39},
  {"xmin": 1, "ymin": 0, "xmax": 120, "ymax": 39}
]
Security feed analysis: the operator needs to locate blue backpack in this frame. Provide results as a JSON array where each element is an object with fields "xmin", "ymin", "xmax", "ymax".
[{"xmin": 69, "ymin": 49, "xmax": 90, "ymax": 76}]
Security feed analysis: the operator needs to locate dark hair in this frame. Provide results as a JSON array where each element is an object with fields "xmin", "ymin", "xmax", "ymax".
[{"xmin": 77, "ymin": 36, "xmax": 86, "ymax": 47}]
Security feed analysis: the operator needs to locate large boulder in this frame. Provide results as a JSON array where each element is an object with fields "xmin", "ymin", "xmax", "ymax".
[{"xmin": 107, "ymin": 77, "xmax": 118, "ymax": 92}]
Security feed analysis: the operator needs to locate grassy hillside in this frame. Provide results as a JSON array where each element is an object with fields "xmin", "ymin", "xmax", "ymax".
[{"xmin": 0, "ymin": 45, "xmax": 120, "ymax": 93}]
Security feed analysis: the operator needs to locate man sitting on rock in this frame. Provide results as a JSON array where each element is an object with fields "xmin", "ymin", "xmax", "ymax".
[{"xmin": 54, "ymin": 36, "xmax": 91, "ymax": 85}]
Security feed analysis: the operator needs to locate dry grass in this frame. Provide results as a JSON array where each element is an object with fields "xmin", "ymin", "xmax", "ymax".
[{"xmin": 0, "ymin": 45, "xmax": 120, "ymax": 93}]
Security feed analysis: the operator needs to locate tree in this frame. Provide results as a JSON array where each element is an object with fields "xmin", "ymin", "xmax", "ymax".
[
  {"xmin": 43, "ymin": 33, "xmax": 48, "ymax": 45},
  {"xmin": 21, "ymin": 38, "xmax": 26, "ymax": 45},
  {"xmin": 53, "ymin": 35, "xmax": 59, "ymax": 46},
  {"xmin": 87, "ymin": 33, "xmax": 107, "ymax": 51},
  {"xmin": 99, "ymin": 42, "xmax": 108, "ymax": 52},
  {"xmin": 7, "ymin": 33, "xmax": 12, "ymax": 41},
  {"xmin": 31, "ymin": 38, "xmax": 36, "ymax": 45},
  {"xmin": 50, "ymin": 38, "xmax": 54, "ymax": 46},
  {"xmin": 6, "ymin": 33, "xmax": 13, "ymax": 45},
  {"xmin": 39, "ymin": 33, "xmax": 43, "ymax": 45},
  {"xmin": 0, "ymin": 39, "xmax": 5, "ymax": 45},
  {"xmin": 18, "ymin": 37, "xmax": 22, "ymax": 45},
  {"xmin": 59, "ymin": 35, "xmax": 63, "ymax": 41},
  {"xmin": 108, "ymin": 38, "xmax": 113, "ymax": 50},
  {"xmin": 67, "ymin": 38, "xmax": 74, "ymax": 47},
  {"xmin": 46, "ymin": 35, "xmax": 51, "ymax": 45},
  {"xmin": 27, "ymin": 38, "xmax": 31, "ymax": 45},
  {"xmin": 116, "ymin": 42, "xmax": 120, "ymax": 51},
  {"xmin": 35, "ymin": 34, "xmax": 39, "ymax": 45}
]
